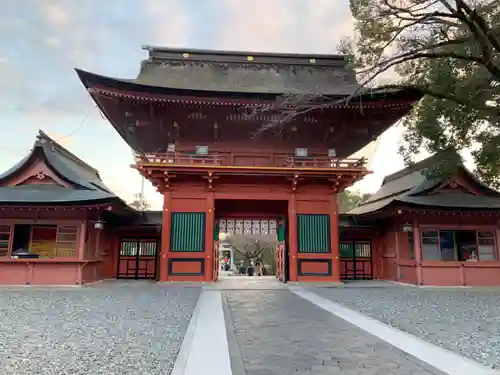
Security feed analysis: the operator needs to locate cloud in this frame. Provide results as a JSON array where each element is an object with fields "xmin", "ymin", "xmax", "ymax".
[
  {"xmin": 40, "ymin": 2, "xmax": 71, "ymax": 28},
  {"xmin": 216, "ymin": 0, "xmax": 296, "ymax": 51},
  {"xmin": 142, "ymin": 0, "xmax": 191, "ymax": 47},
  {"xmin": 46, "ymin": 132, "xmax": 74, "ymax": 148},
  {"xmin": 217, "ymin": 0, "xmax": 354, "ymax": 53},
  {"xmin": 43, "ymin": 36, "xmax": 62, "ymax": 49}
]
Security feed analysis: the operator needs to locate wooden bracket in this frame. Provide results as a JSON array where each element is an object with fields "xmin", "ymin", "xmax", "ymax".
[
  {"xmin": 287, "ymin": 173, "xmax": 302, "ymax": 192},
  {"xmin": 163, "ymin": 171, "xmax": 175, "ymax": 190},
  {"xmin": 329, "ymin": 177, "xmax": 341, "ymax": 193},
  {"xmin": 213, "ymin": 122, "xmax": 219, "ymax": 141},
  {"xmin": 202, "ymin": 171, "xmax": 219, "ymax": 191}
]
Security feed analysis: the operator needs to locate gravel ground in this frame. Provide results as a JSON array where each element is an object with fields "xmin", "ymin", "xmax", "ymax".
[
  {"xmin": 312, "ymin": 285, "xmax": 500, "ymax": 369},
  {"xmin": 0, "ymin": 281, "xmax": 200, "ymax": 375}
]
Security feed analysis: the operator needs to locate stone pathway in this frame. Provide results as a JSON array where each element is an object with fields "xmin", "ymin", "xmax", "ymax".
[{"xmin": 222, "ymin": 288, "xmax": 444, "ymax": 375}]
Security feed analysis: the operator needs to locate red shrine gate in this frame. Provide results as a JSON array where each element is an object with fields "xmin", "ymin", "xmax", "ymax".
[{"xmin": 76, "ymin": 46, "xmax": 421, "ymax": 284}]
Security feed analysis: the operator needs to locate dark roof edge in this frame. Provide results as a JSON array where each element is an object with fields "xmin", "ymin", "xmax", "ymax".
[
  {"xmin": 381, "ymin": 151, "xmax": 453, "ymax": 185},
  {"xmin": 37, "ymin": 130, "xmax": 100, "ymax": 177},
  {"xmin": 75, "ymin": 68, "xmax": 422, "ymax": 102},
  {"xmin": 142, "ymin": 45, "xmax": 347, "ymax": 65}
]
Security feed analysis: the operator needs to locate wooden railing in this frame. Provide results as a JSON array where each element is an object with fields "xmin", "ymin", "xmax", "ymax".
[
  {"xmin": 284, "ymin": 156, "xmax": 366, "ymax": 169},
  {"xmin": 136, "ymin": 153, "xmax": 224, "ymax": 165},
  {"xmin": 135, "ymin": 152, "xmax": 366, "ymax": 169}
]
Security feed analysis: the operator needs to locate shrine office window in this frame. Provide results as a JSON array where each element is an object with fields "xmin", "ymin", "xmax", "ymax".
[
  {"xmin": 477, "ymin": 231, "xmax": 496, "ymax": 260},
  {"xmin": 420, "ymin": 229, "xmax": 496, "ymax": 261}
]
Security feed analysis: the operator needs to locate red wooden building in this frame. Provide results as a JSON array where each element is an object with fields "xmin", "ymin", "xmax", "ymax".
[
  {"xmin": 73, "ymin": 46, "xmax": 420, "ymax": 283},
  {"xmin": 348, "ymin": 151, "xmax": 500, "ymax": 286},
  {"xmin": 0, "ymin": 131, "xmax": 145, "ymax": 285}
]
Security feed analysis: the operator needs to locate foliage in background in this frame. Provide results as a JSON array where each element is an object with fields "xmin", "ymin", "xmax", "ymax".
[
  {"xmin": 341, "ymin": 0, "xmax": 500, "ymax": 186},
  {"xmin": 225, "ymin": 234, "xmax": 277, "ymax": 269},
  {"xmin": 129, "ymin": 192, "xmax": 151, "ymax": 211},
  {"xmin": 338, "ymin": 190, "xmax": 371, "ymax": 212}
]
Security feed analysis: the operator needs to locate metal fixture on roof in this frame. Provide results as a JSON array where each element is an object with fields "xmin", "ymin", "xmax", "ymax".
[
  {"xmin": 196, "ymin": 146, "xmax": 208, "ymax": 155},
  {"xmin": 126, "ymin": 123, "xmax": 136, "ymax": 133},
  {"xmin": 295, "ymin": 148, "xmax": 308, "ymax": 157}
]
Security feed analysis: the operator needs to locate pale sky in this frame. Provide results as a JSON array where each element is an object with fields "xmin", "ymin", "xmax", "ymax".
[{"xmin": 0, "ymin": 0, "xmax": 442, "ymax": 209}]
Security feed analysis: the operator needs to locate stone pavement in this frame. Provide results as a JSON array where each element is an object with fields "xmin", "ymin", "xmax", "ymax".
[{"xmin": 218, "ymin": 278, "xmax": 445, "ymax": 375}]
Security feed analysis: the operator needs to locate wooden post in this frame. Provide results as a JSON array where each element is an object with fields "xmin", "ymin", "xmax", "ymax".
[
  {"xmin": 205, "ymin": 192, "xmax": 215, "ymax": 282},
  {"xmin": 78, "ymin": 220, "xmax": 87, "ymax": 260},
  {"xmin": 159, "ymin": 191, "xmax": 171, "ymax": 282},
  {"xmin": 288, "ymin": 194, "xmax": 298, "ymax": 281},
  {"xmin": 330, "ymin": 194, "xmax": 340, "ymax": 282},
  {"xmin": 413, "ymin": 220, "xmax": 423, "ymax": 285},
  {"xmin": 394, "ymin": 230, "xmax": 401, "ymax": 281}
]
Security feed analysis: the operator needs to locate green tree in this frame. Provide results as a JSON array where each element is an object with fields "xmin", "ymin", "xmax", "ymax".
[
  {"xmin": 129, "ymin": 192, "xmax": 151, "ymax": 211},
  {"xmin": 225, "ymin": 234, "xmax": 277, "ymax": 271},
  {"xmin": 338, "ymin": 190, "xmax": 370, "ymax": 212},
  {"xmin": 340, "ymin": 0, "xmax": 500, "ymax": 186}
]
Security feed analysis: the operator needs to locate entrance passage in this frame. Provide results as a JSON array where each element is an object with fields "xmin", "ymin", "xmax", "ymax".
[
  {"xmin": 117, "ymin": 238, "xmax": 158, "ymax": 279},
  {"xmin": 340, "ymin": 241, "xmax": 373, "ymax": 280},
  {"xmin": 214, "ymin": 199, "xmax": 289, "ymax": 284}
]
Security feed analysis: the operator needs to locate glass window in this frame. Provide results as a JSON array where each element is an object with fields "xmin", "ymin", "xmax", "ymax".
[
  {"xmin": 455, "ymin": 230, "xmax": 477, "ymax": 261},
  {"xmin": 421, "ymin": 231, "xmax": 441, "ymax": 260},
  {"xmin": 478, "ymin": 231, "xmax": 496, "ymax": 260},
  {"xmin": 439, "ymin": 231, "xmax": 456, "ymax": 261},
  {"xmin": 419, "ymin": 229, "xmax": 496, "ymax": 262}
]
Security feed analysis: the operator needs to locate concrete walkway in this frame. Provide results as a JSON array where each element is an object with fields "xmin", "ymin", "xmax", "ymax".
[{"xmin": 171, "ymin": 277, "xmax": 497, "ymax": 375}]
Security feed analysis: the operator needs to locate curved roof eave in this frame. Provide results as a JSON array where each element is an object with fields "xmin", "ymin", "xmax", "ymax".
[{"xmin": 75, "ymin": 68, "xmax": 423, "ymax": 103}]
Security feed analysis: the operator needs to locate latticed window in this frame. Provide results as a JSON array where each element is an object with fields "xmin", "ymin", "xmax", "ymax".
[
  {"xmin": 119, "ymin": 239, "xmax": 157, "ymax": 256},
  {"xmin": 0, "ymin": 225, "xmax": 11, "ymax": 256},
  {"xmin": 120, "ymin": 240, "xmax": 138, "ymax": 256},
  {"xmin": 56, "ymin": 226, "xmax": 78, "ymax": 257},
  {"xmin": 30, "ymin": 225, "xmax": 78, "ymax": 258}
]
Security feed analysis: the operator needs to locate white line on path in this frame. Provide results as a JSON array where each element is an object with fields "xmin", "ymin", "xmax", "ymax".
[
  {"xmin": 291, "ymin": 288, "xmax": 500, "ymax": 375},
  {"xmin": 171, "ymin": 291, "xmax": 232, "ymax": 375}
]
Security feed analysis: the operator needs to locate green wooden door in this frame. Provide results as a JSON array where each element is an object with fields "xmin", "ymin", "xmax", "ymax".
[
  {"xmin": 170, "ymin": 213, "xmax": 206, "ymax": 252},
  {"xmin": 297, "ymin": 214, "xmax": 331, "ymax": 253}
]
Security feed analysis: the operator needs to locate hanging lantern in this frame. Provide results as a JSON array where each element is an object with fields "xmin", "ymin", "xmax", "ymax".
[
  {"xmin": 94, "ymin": 220, "xmax": 105, "ymax": 230},
  {"xmin": 401, "ymin": 222, "xmax": 413, "ymax": 233}
]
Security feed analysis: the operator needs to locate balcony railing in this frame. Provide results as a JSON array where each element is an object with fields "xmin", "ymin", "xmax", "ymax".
[
  {"xmin": 137, "ymin": 153, "xmax": 224, "ymax": 165},
  {"xmin": 134, "ymin": 152, "xmax": 366, "ymax": 169},
  {"xmin": 283, "ymin": 157, "xmax": 366, "ymax": 169}
]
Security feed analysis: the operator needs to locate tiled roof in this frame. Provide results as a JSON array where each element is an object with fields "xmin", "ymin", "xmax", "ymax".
[
  {"xmin": 134, "ymin": 46, "xmax": 360, "ymax": 96},
  {"xmin": 0, "ymin": 131, "xmax": 128, "ymax": 205},
  {"xmin": 348, "ymin": 151, "xmax": 500, "ymax": 215}
]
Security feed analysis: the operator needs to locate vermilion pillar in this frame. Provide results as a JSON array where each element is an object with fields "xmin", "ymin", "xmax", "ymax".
[
  {"xmin": 395, "ymin": 230, "xmax": 401, "ymax": 281},
  {"xmin": 413, "ymin": 220, "xmax": 423, "ymax": 285},
  {"xmin": 330, "ymin": 195, "xmax": 340, "ymax": 282},
  {"xmin": 288, "ymin": 194, "xmax": 298, "ymax": 281},
  {"xmin": 78, "ymin": 219, "xmax": 87, "ymax": 260},
  {"xmin": 205, "ymin": 192, "xmax": 215, "ymax": 281},
  {"xmin": 159, "ymin": 191, "xmax": 171, "ymax": 282}
]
